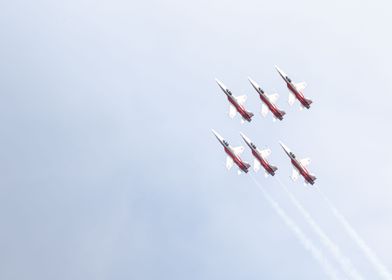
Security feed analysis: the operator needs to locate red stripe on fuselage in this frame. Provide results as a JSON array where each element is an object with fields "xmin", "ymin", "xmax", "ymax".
[
  {"xmin": 287, "ymin": 83, "xmax": 310, "ymax": 108},
  {"xmin": 292, "ymin": 159, "xmax": 314, "ymax": 184},
  {"xmin": 252, "ymin": 150, "xmax": 275, "ymax": 175},
  {"xmin": 225, "ymin": 147, "xmax": 249, "ymax": 173},
  {"xmin": 228, "ymin": 97, "xmax": 252, "ymax": 122},
  {"xmin": 259, "ymin": 94, "xmax": 284, "ymax": 120}
]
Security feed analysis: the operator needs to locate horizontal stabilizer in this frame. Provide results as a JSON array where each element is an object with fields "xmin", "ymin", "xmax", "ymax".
[
  {"xmin": 260, "ymin": 148, "xmax": 271, "ymax": 158},
  {"xmin": 295, "ymin": 82, "xmax": 307, "ymax": 92},
  {"xmin": 268, "ymin": 93, "xmax": 279, "ymax": 104},
  {"xmin": 299, "ymin": 158, "xmax": 311, "ymax": 167},
  {"xmin": 254, "ymin": 159, "xmax": 261, "ymax": 172},
  {"xmin": 236, "ymin": 95, "xmax": 247, "ymax": 105},
  {"xmin": 270, "ymin": 165, "xmax": 278, "ymax": 172},
  {"xmin": 261, "ymin": 104, "xmax": 269, "ymax": 117},
  {"xmin": 232, "ymin": 146, "xmax": 244, "ymax": 156},
  {"xmin": 291, "ymin": 169, "xmax": 299, "ymax": 181},
  {"xmin": 229, "ymin": 105, "xmax": 237, "ymax": 118},
  {"xmin": 226, "ymin": 156, "xmax": 234, "ymax": 170},
  {"xmin": 288, "ymin": 92, "xmax": 296, "ymax": 106}
]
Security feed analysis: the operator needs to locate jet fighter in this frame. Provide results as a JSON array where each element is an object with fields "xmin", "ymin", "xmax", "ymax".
[
  {"xmin": 215, "ymin": 79, "xmax": 254, "ymax": 123},
  {"xmin": 240, "ymin": 132, "xmax": 278, "ymax": 177},
  {"xmin": 275, "ymin": 66, "xmax": 313, "ymax": 109},
  {"xmin": 212, "ymin": 129, "xmax": 250, "ymax": 174},
  {"xmin": 248, "ymin": 77, "xmax": 286, "ymax": 121},
  {"xmin": 280, "ymin": 142, "xmax": 317, "ymax": 185}
]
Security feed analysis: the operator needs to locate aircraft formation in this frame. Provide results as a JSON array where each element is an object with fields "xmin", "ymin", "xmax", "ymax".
[{"xmin": 213, "ymin": 66, "xmax": 317, "ymax": 185}]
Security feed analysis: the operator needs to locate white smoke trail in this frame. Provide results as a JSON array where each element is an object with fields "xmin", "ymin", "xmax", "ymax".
[
  {"xmin": 275, "ymin": 178, "xmax": 364, "ymax": 280},
  {"xmin": 319, "ymin": 189, "xmax": 392, "ymax": 280},
  {"xmin": 250, "ymin": 176, "xmax": 341, "ymax": 280}
]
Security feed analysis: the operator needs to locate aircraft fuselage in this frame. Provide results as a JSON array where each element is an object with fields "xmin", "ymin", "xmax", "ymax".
[
  {"xmin": 227, "ymin": 96, "xmax": 253, "ymax": 122},
  {"xmin": 252, "ymin": 149, "xmax": 276, "ymax": 176},
  {"xmin": 287, "ymin": 83, "xmax": 312, "ymax": 109},
  {"xmin": 259, "ymin": 93, "xmax": 285, "ymax": 120},
  {"xmin": 291, "ymin": 158, "xmax": 316, "ymax": 185},
  {"xmin": 224, "ymin": 147, "xmax": 249, "ymax": 173}
]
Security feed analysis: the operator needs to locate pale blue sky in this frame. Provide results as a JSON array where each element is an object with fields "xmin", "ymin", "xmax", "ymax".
[{"xmin": 1, "ymin": 0, "xmax": 392, "ymax": 279}]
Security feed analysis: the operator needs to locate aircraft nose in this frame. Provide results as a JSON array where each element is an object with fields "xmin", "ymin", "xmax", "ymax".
[
  {"xmin": 240, "ymin": 132, "xmax": 250, "ymax": 143},
  {"xmin": 215, "ymin": 78, "xmax": 226, "ymax": 91},
  {"xmin": 248, "ymin": 77, "xmax": 259, "ymax": 89},
  {"xmin": 248, "ymin": 76, "xmax": 256, "ymax": 85},
  {"xmin": 275, "ymin": 65, "xmax": 287, "ymax": 79},
  {"xmin": 279, "ymin": 141, "xmax": 289, "ymax": 151},
  {"xmin": 211, "ymin": 129, "xmax": 224, "ymax": 141}
]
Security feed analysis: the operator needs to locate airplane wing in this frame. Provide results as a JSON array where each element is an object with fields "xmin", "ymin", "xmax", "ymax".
[
  {"xmin": 253, "ymin": 158, "xmax": 261, "ymax": 172},
  {"xmin": 232, "ymin": 146, "xmax": 244, "ymax": 156},
  {"xmin": 291, "ymin": 169, "xmax": 299, "ymax": 181},
  {"xmin": 295, "ymin": 82, "xmax": 307, "ymax": 93},
  {"xmin": 236, "ymin": 95, "xmax": 247, "ymax": 105},
  {"xmin": 229, "ymin": 105, "xmax": 237, "ymax": 118},
  {"xmin": 299, "ymin": 158, "xmax": 311, "ymax": 167},
  {"xmin": 259, "ymin": 148, "xmax": 271, "ymax": 158},
  {"xmin": 261, "ymin": 103, "xmax": 269, "ymax": 117},
  {"xmin": 267, "ymin": 93, "xmax": 279, "ymax": 104},
  {"xmin": 226, "ymin": 156, "xmax": 234, "ymax": 170},
  {"xmin": 288, "ymin": 92, "xmax": 296, "ymax": 106}
]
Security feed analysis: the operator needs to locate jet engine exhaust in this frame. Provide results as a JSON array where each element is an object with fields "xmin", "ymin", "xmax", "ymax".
[
  {"xmin": 275, "ymin": 178, "xmax": 364, "ymax": 280},
  {"xmin": 250, "ymin": 175, "xmax": 340, "ymax": 280},
  {"xmin": 318, "ymin": 189, "xmax": 392, "ymax": 280}
]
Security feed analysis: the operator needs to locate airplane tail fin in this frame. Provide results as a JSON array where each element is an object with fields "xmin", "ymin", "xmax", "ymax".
[
  {"xmin": 244, "ymin": 162, "xmax": 251, "ymax": 170},
  {"xmin": 249, "ymin": 112, "xmax": 254, "ymax": 118},
  {"xmin": 310, "ymin": 174, "xmax": 317, "ymax": 182},
  {"xmin": 271, "ymin": 165, "xmax": 278, "ymax": 172},
  {"xmin": 280, "ymin": 110, "xmax": 286, "ymax": 117},
  {"xmin": 306, "ymin": 99, "xmax": 313, "ymax": 105}
]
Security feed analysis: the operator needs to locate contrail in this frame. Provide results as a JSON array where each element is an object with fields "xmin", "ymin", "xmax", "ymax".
[
  {"xmin": 275, "ymin": 178, "xmax": 364, "ymax": 280},
  {"xmin": 318, "ymin": 189, "xmax": 392, "ymax": 280},
  {"xmin": 250, "ymin": 176, "xmax": 341, "ymax": 280}
]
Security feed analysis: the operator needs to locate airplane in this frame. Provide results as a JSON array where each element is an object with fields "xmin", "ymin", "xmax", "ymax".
[
  {"xmin": 240, "ymin": 132, "xmax": 278, "ymax": 177},
  {"xmin": 215, "ymin": 79, "xmax": 254, "ymax": 123},
  {"xmin": 279, "ymin": 141, "xmax": 317, "ymax": 185},
  {"xmin": 275, "ymin": 66, "xmax": 313, "ymax": 109},
  {"xmin": 212, "ymin": 129, "xmax": 251, "ymax": 174},
  {"xmin": 248, "ymin": 77, "xmax": 286, "ymax": 121}
]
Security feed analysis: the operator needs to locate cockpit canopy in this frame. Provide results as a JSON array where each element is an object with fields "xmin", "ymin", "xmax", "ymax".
[
  {"xmin": 223, "ymin": 140, "xmax": 229, "ymax": 146},
  {"xmin": 286, "ymin": 77, "xmax": 292, "ymax": 83},
  {"xmin": 251, "ymin": 143, "xmax": 256, "ymax": 149},
  {"xmin": 226, "ymin": 90, "xmax": 232, "ymax": 96}
]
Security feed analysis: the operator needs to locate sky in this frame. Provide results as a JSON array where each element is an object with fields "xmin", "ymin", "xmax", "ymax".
[{"xmin": 0, "ymin": 0, "xmax": 392, "ymax": 279}]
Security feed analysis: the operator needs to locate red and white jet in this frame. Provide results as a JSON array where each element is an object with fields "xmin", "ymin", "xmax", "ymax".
[
  {"xmin": 212, "ymin": 129, "xmax": 250, "ymax": 174},
  {"xmin": 240, "ymin": 132, "xmax": 278, "ymax": 177},
  {"xmin": 280, "ymin": 141, "xmax": 317, "ymax": 185},
  {"xmin": 215, "ymin": 79, "xmax": 254, "ymax": 123},
  {"xmin": 248, "ymin": 77, "xmax": 286, "ymax": 121},
  {"xmin": 275, "ymin": 66, "xmax": 313, "ymax": 109}
]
